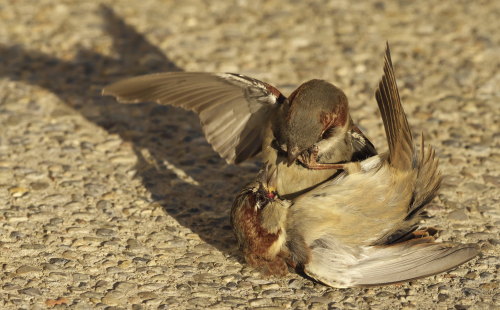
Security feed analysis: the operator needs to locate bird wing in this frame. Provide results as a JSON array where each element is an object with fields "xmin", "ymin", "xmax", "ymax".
[
  {"xmin": 369, "ymin": 43, "xmax": 441, "ymax": 243},
  {"xmin": 372, "ymin": 44, "xmax": 442, "ymax": 236},
  {"xmin": 350, "ymin": 125, "xmax": 378, "ymax": 161},
  {"xmin": 303, "ymin": 235, "xmax": 478, "ymax": 288},
  {"xmin": 103, "ymin": 72, "xmax": 285, "ymax": 164},
  {"xmin": 375, "ymin": 43, "xmax": 414, "ymax": 171},
  {"xmin": 290, "ymin": 44, "xmax": 459, "ymax": 288}
]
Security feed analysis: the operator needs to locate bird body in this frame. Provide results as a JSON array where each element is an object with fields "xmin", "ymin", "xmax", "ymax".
[
  {"xmin": 230, "ymin": 44, "xmax": 478, "ymax": 287},
  {"xmin": 104, "ymin": 72, "xmax": 375, "ymax": 197}
]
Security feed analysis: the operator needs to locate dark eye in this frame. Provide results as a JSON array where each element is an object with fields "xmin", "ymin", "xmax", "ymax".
[
  {"xmin": 254, "ymin": 188, "xmax": 271, "ymax": 209},
  {"xmin": 321, "ymin": 127, "xmax": 336, "ymax": 139}
]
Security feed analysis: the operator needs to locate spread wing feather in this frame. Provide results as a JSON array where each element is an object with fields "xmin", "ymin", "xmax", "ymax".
[
  {"xmin": 304, "ymin": 236, "xmax": 478, "ymax": 287},
  {"xmin": 375, "ymin": 43, "xmax": 413, "ymax": 171},
  {"xmin": 103, "ymin": 72, "xmax": 285, "ymax": 164}
]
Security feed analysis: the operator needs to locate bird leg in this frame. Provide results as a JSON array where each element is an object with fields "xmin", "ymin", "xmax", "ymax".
[
  {"xmin": 298, "ymin": 146, "xmax": 346, "ymax": 170},
  {"xmin": 298, "ymin": 147, "xmax": 361, "ymax": 174}
]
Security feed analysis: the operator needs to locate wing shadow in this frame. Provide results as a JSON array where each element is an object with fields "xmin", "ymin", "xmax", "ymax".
[{"xmin": 0, "ymin": 4, "xmax": 259, "ymax": 253}]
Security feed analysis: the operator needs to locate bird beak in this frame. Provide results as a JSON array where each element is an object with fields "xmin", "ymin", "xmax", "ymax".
[
  {"xmin": 266, "ymin": 167, "xmax": 278, "ymax": 192},
  {"xmin": 287, "ymin": 146, "xmax": 300, "ymax": 167}
]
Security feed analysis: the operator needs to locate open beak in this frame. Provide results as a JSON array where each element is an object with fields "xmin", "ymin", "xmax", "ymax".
[
  {"xmin": 266, "ymin": 166, "xmax": 278, "ymax": 193},
  {"xmin": 287, "ymin": 146, "xmax": 301, "ymax": 167},
  {"xmin": 256, "ymin": 164, "xmax": 278, "ymax": 198}
]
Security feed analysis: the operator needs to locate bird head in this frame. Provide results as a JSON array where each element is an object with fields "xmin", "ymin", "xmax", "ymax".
[
  {"xmin": 280, "ymin": 79, "xmax": 350, "ymax": 166},
  {"xmin": 230, "ymin": 165, "xmax": 289, "ymax": 270}
]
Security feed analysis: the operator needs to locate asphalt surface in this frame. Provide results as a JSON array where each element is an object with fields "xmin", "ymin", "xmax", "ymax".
[{"xmin": 0, "ymin": 0, "xmax": 498, "ymax": 309}]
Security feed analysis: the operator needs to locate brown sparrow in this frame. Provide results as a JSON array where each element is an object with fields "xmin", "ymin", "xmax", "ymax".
[
  {"xmin": 230, "ymin": 44, "xmax": 479, "ymax": 287},
  {"xmin": 103, "ymin": 71, "xmax": 376, "ymax": 197}
]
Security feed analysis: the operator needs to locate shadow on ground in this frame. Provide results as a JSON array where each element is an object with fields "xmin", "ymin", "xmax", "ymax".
[{"xmin": 0, "ymin": 4, "xmax": 258, "ymax": 253}]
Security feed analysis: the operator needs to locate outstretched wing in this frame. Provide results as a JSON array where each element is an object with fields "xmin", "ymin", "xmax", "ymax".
[
  {"xmin": 103, "ymin": 72, "xmax": 286, "ymax": 164},
  {"xmin": 375, "ymin": 43, "xmax": 414, "ymax": 171},
  {"xmin": 373, "ymin": 44, "xmax": 442, "ymax": 236}
]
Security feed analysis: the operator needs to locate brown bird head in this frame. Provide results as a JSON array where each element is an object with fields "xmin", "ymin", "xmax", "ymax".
[
  {"xmin": 230, "ymin": 167, "xmax": 290, "ymax": 274},
  {"xmin": 230, "ymin": 180, "xmax": 278, "ymax": 253},
  {"xmin": 279, "ymin": 79, "xmax": 351, "ymax": 166},
  {"xmin": 231, "ymin": 166, "xmax": 278, "ymax": 236}
]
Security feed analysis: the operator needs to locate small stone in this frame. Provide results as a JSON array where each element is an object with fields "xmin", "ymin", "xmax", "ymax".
[
  {"xmin": 482, "ymin": 175, "xmax": 500, "ymax": 186},
  {"xmin": 262, "ymin": 289, "xmax": 280, "ymax": 297},
  {"xmin": 49, "ymin": 258, "xmax": 70, "ymax": 265},
  {"xmin": 9, "ymin": 186, "xmax": 29, "ymax": 197},
  {"xmin": 376, "ymin": 291, "xmax": 395, "ymax": 298},
  {"xmin": 249, "ymin": 298, "xmax": 271, "ymax": 307},
  {"xmin": 438, "ymin": 294, "xmax": 448, "ymax": 302},
  {"xmin": 19, "ymin": 287, "xmax": 42, "ymax": 296},
  {"xmin": 308, "ymin": 296, "xmax": 330, "ymax": 304},
  {"xmin": 288, "ymin": 279, "xmax": 302, "ymax": 289},
  {"xmin": 464, "ymin": 272, "xmax": 476, "ymax": 279},
  {"xmin": 127, "ymin": 239, "xmax": 146, "ymax": 252},
  {"xmin": 21, "ymin": 244, "xmax": 45, "ymax": 250},
  {"xmin": 114, "ymin": 282, "xmax": 137, "ymax": 291},
  {"xmin": 3, "ymin": 283, "xmax": 21, "ymax": 290},
  {"xmin": 447, "ymin": 209, "xmax": 468, "ymax": 221},
  {"xmin": 84, "ymin": 183, "xmax": 106, "ymax": 197},
  {"xmin": 462, "ymin": 288, "xmax": 480, "ymax": 296},
  {"xmin": 73, "ymin": 273, "xmax": 90, "ymax": 282},
  {"xmin": 30, "ymin": 181, "xmax": 50, "ymax": 190},
  {"xmin": 96, "ymin": 228, "xmax": 116, "ymax": 237},
  {"xmin": 10, "ymin": 231, "xmax": 25, "ymax": 239},
  {"xmin": 102, "ymin": 290, "xmax": 126, "ymax": 306},
  {"xmin": 261, "ymin": 283, "xmax": 280, "ymax": 290},
  {"xmin": 136, "ymin": 291, "xmax": 158, "ymax": 299},
  {"xmin": 80, "ymin": 291, "xmax": 102, "ymax": 299},
  {"xmin": 62, "ymin": 250, "xmax": 79, "ymax": 260},
  {"xmin": 16, "ymin": 265, "xmax": 39, "ymax": 274}
]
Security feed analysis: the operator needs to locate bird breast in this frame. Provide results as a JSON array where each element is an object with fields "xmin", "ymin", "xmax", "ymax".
[{"xmin": 287, "ymin": 163, "xmax": 414, "ymax": 247}]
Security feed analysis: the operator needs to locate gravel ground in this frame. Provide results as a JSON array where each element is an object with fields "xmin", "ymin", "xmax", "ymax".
[{"xmin": 0, "ymin": 0, "xmax": 498, "ymax": 309}]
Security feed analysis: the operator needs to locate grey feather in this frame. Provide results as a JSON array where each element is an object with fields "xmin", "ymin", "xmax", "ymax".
[
  {"xmin": 304, "ymin": 236, "xmax": 478, "ymax": 287},
  {"xmin": 375, "ymin": 43, "xmax": 413, "ymax": 171},
  {"xmin": 103, "ymin": 72, "xmax": 284, "ymax": 164}
]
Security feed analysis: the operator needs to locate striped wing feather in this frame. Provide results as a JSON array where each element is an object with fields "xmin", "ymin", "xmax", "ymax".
[{"xmin": 103, "ymin": 72, "xmax": 284, "ymax": 164}]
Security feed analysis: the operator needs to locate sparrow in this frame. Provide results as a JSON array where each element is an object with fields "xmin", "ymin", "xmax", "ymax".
[
  {"xmin": 103, "ymin": 71, "xmax": 376, "ymax": 197},
  {"xmin": 230, "ymin": 43, "xmax": 479, "ymax": 287}
]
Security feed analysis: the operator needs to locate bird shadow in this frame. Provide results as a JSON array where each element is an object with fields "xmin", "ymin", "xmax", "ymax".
[{"xmin": 0, "ymin": 4, "xmax": 259, "ymax": 254}]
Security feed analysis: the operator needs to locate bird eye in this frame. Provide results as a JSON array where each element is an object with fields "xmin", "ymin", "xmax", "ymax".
[
  {"xmin": 321, "ymin": 127, "xmax": 336, "ymax": 139},
  {"xmin": 254, "ymin": 194, "xmax": 269, "ymax": 211}
]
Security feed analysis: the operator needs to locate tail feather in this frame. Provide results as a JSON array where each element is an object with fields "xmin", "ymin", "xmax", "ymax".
[
  {"xmin": 375, "ymin": 43, "xmax": 414, "ymax": 171},
  {"xmin": 406, "ymin": 134, "xmax": 442, "ymax": 220},
  {"xmin": 353, "ymin": 242, "xmax": 478, "ymax": 286},
  {"xmin": 303, "ymin": 235, "xmax": 479, "ymax": 288}
]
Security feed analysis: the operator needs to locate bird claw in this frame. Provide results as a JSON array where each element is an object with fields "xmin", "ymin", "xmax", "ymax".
[{"xmin": 298, "ymin": 146, "xmax": 346, "ymax": 170}]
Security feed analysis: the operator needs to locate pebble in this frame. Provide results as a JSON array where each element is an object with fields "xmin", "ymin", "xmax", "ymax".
[
  {"xmin": 102, "ymin": 290, "xmax": 126, "ymax": 306},
  {"xmin": 136, "ymin": 291, "xmax": 158, "ymax": 299},
  {"xmin": 16, "ymin": 265, "xmax": 40, "ymax": 275},
  {"xmin": 96, "ymin": 228, "xmax": 116, "ymax": 237},
  {"xmin": 447, "ymin": 209, "xmax": 469, "ymax": 221},
  {"xmin": 18, "ymin": 287, "xmax": 42, "ymax": 296},
  {"xmin": 30, "ymin": 181, "xmax": 50, "ymax": 190},
  {"xmin": 49, "ymin": 258, "xmax": 70, "ymax": 265},
  {"xmin": 8, "ymin": 187, "xmax": 29, "ymax": 198},
  {"xmin": 114, "ymin": 282, "xmax": 137, "ymax": 291},
  {"xmin": 249, "ymin": 298, "xmax": 272, "ymax": 307}
]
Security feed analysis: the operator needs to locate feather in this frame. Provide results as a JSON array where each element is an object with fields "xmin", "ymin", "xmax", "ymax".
[
  {"xmin": 375, "ymin": 43, "xmax": 413, "ymax": 171},
  {"xmin": 288, "ymin": 43, "xmax": 476, "ymax": 288},
  {"xmin": 304, "ymin": 235, "xmax": 478, "ymax": 287},
  {"xmin": 103, "ymin": 72, "xmax": 285, "ymax": 164}
]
